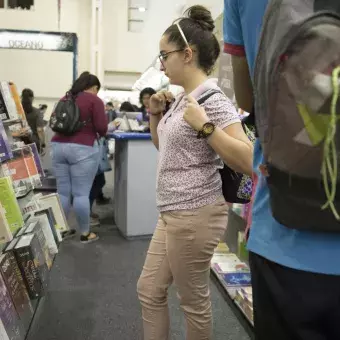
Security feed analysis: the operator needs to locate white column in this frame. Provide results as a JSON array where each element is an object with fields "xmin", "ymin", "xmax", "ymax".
[
  {"xmin": 90, "ymin": 0, "xmax": 103, "ymax": 81},
  {"xmin": 97, "ymin": 0, "xmax": 104, "ymax": 83}
]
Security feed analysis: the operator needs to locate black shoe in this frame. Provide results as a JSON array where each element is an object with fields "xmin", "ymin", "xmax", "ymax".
[
  {"xmin": 80, "ymin": 232, "xmax": 99, "ymax": 244},
  {"xmin": 96, "ymin": 196, "xmax": 111, "ymax": 205},
  {"xmin": 61, "ymin": 229, "xmax": 77, "ymax": 240}
]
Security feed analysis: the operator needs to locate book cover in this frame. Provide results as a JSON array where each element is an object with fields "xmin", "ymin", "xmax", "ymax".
[
  {"xmin": 20, "ymin": 146, "xmax": 41, "ymax": 189},
  {"xmin": 222, "ymin": 272, "xmax": 251, "ymax": 288},
  {"xmin": 8, "ymin": 84, "xmax": 26, "ymax": 123},
  {"xmin": 0, "ymin": 270, "xmax": 24, "ymax": 340},
  {"xmin": 0, "ymin": 252, "xmax": 34, "ymax": 332},
  {"xmin": 0, "ymin": 203, "xmax": 13, "ymax": 245},
  {"xmin": 0, "ymin": 318, "xmax": 10, "ymax": 340},
  {"xmin": 0, "ymin": 88, "xmax": 10, "ymax": 121},
  {"xmin": 34, "ymin": 208, "xmax": 62, "ymax": 245},
  {"xmin": 26, "ymin": 215, "xmax": 57, "ymax": 257},
  {"xmin": 1, "ymin": 149, "xmax": 33, "ymax": 197},
  {"xmin": 27, "ymin": 144, "xmax": 44, "ymax": 178},
  {"xmin": 24, "ymin": 221, "xmax": 53, "ymax": 270},
  {"xmin": 38, "ymin": 194, "xmax": 69, "ymax": 232},
  {"xmin": 0, "ymin": 119, "xmax": 12, "ymax": 163},
  {"xmin": 0, "ymin": 82, "xmax": 18, "ymax": 121},
  {"xmin": 0, "ymin": 178, "xmax": 24, "ymax": 235},
  {"xmin": 14, "ymin": 234, "xmax": 49, "ymax": 300}
]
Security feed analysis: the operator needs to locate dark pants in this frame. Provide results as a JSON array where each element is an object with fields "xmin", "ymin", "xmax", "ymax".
[
  {"xmin": 249, "ymin": 252, "xmax": 340, "ymax": 340},
  {"xmin": 89, "ymin": 173, "xmax": 106, "ymax": 210}
]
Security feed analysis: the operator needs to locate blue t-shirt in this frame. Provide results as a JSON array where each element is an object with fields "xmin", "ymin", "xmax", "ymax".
[{"xmin": 224, "ymin": 0, "xmax": 340, "ymax": 275}]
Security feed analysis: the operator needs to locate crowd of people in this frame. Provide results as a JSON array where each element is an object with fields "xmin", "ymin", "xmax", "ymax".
[{"xmin": 18, "ymin": 1, "xmax": 340, "ymax": 339}]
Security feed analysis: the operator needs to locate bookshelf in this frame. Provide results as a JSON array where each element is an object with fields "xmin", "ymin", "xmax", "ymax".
[
  {"xmin": 0, "ymin": 79, "xmax": 67, "ymax": 340},
  {"xmin": 210, "ymin": 206, "xmax": 254, "ymax": 339}
]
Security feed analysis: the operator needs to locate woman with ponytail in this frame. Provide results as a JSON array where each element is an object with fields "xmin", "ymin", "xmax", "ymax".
[
  {"xmin": 51, "ymin": 71, "xmax": 107, "ymax": 244},
  {"xmin": 137, "ymin": 6, "xmax": 253, "ymax": 339}
]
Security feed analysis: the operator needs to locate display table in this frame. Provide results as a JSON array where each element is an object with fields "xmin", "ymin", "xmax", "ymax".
[{"xmin": 108, "ymin": 132, "xmax": 158, "ymax": 238}]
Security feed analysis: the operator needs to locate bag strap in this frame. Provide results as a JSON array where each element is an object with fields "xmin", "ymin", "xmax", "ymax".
[{"xmin": 197, "ymin": 89, "xmax": 222, "ymax": 105}]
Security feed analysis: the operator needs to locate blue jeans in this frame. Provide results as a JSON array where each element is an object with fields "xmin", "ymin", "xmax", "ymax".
[{"xmin": 51, "ymin": 142, "xmax": 99, "ymax": 234}]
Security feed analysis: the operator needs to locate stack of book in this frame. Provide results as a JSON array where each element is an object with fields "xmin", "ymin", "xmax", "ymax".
[{"xmin": 211, "ymin": 242, "xmax": 253, "ymax": 324}]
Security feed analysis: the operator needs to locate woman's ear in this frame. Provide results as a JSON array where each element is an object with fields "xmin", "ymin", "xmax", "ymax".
[{"xmin": 183, "ymin": 47, "xmax": 194, "ymax": 64}]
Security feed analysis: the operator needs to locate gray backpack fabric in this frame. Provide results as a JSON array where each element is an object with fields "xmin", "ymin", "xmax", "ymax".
[{"xmin": 254, "ymin": 0, "xmax": 340, "ymax": 232}]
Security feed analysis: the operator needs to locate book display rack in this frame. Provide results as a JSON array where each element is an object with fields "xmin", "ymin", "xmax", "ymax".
[
  {"xmin": 210, "ymin": 205, "xmax": 254, "ymax": 339},
  {"xmin": 0, "ymin": 80, "xmax": 68, "ymax": 340}
]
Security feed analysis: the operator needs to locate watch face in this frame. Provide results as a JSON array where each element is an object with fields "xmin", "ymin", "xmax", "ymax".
[{"xmin": 203, "ymin": 123, "xmax": 215, "ymax": 135}]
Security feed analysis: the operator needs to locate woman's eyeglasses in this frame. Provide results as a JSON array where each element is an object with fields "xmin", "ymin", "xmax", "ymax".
[{"xmin": 158, "ymin": 49, "xmax": 184, "ymax": 67}]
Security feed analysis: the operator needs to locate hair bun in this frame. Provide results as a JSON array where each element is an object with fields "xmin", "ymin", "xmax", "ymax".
[{"xmin": 185, "ymin": 5, "xmax": 215, "ymax": 32}]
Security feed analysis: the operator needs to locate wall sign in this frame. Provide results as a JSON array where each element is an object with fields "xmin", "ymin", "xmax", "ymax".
[
  {"xmin": 0, "ymin": 29, "xmax": 78, "ymax": 81},
  {"xmin": 0, "ymin": 30, "xmax": 76, "ymax": 52}
]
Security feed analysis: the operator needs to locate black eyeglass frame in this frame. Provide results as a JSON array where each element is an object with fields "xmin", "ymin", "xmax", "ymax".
[{"xmin": 158, "ymin": 49, "xmax": 185, "ymax": 68}]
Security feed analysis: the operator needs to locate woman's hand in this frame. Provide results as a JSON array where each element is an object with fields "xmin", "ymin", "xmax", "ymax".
[
  {"xmin": 149, "ymin": 90, "xmax": 174, "ymax": 115},
  {"xmin": 183, "ymin": 95, "xmax": 209, "ymax": 131}
]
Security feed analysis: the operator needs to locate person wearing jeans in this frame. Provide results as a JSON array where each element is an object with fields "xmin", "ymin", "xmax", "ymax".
[
  {"xmin": 52, "ymin": 142, "xmax": 99, "ymax": 234},
  {"xmin": 51, "ymin": 72, "xmax": 107, "ymax": 244},
  {"xmin": 137, "ymin": 6, "xmax": 253, "ymax": 340}
]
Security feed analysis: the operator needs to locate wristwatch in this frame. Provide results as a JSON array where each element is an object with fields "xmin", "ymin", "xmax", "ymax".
[{"xmin": 197, "ymin": 122, "xmax": 216, "ymax": 139}]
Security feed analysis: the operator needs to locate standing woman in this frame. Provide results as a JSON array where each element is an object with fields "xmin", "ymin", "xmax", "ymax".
[
  {"xmin": 21, "ymin": 88, "xmax": 46, "ymax": 153},
  {"xmin": 51, "ymin": 72, "xmax": 107, "ymax": 244},
  {"xmin": 137, "ymin": 6, "xmax": 253, "ymax": 340}
]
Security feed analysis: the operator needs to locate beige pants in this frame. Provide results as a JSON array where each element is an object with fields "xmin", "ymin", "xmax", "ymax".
[{"xmin": 137, "ymin": 197, "xmax": 228, "ymax": 340}]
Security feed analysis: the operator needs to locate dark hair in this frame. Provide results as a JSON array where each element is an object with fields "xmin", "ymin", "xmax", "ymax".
[
  {"xmin": 139, "ymin": 87, "xmax": 156, "ymax": 106},
  {"xmin": 163, "ymin": 5, "xmax": 220, "ymax": 75},
  {"xmin": 68, "ymin": 71, "xmax": 101, "ymax": 96},
  {"xmin": 106, "ymin": 101, "xmax": 113, "ymax": 107},
  {"xmin": 21, "ymin": 88, "xmax": 34, "ymax": 114},
  {"xmin": 120, "ymin": 101, "xmax": 136, "ymax": 112}
]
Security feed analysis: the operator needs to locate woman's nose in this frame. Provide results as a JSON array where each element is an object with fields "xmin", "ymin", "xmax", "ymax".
[{"xmin": 160, "ymin": 63, "xmax": 165, "ymax": 72}]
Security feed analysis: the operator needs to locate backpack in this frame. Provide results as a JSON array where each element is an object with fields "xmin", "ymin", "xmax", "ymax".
[
  {"xmin": 254, "ymin": 0, "xmax": 340, "ymax": 232},
  {"xmin": 49, "ymin": 95, "xmax": 87, "ymax": 136},
  {"xmin": 197, "ymin": 90, "xmax": 254, "ymax": 204}
]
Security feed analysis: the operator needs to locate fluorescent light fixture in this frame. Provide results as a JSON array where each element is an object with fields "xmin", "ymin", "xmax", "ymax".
[{"xmin": 138, "ymin": 7, "xmax": 146, "ymax": 12}]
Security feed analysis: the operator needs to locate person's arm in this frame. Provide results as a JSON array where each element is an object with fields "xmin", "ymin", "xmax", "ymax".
[
  {"xmin": 184, "ymin": 95, "xmax": 253, "ymax": 176},
  {"xmin": 93, "ymin": 97, "xmax": 108, "ymax": 137},
  {"xmin": 208, "ymin": 124, "xmax": 253, "ymax": 176},
  {"xmin": 231, "ymin": 56, "xmax": 253, "ymax": 113},
  {"xmin": 149, "ymin": 91, "xmax": 174, "ymax": 150},
  {"xmin": 150, "ymin": 114, "xmax": 163, "ymax": 150},
  {"xmin": 223, "ymin": 0, "xmax": 254, "ymax": 112}
]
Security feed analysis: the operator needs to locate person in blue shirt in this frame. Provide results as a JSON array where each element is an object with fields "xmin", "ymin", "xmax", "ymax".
[{"xmin": 224, "ymin": 1, "xmax": 340, "ymax": 339}]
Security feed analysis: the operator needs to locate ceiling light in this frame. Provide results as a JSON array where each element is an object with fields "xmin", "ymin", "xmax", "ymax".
[{"xmin": 138, "ymin": 7, "xmax": 146, "ymax": 12}]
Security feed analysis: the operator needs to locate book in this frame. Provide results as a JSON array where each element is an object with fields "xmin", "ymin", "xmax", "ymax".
[
  {"xmin": 0, "ymin": 177, "xmax": 24, "ymax": 235},
  {"xmin": 8, "ymin": 84, "xmax": 26, "ymax": 123},
  {"xmin": 0, "ymin": 120, "xmax": 12, "ymax": 162},
  {"xmin": 27, "ymin": 144, "xmax": 44, "ymax": 177},
  {"xmin": 0, "ymin": 88, "xmax": 10, "ymax": 121},
  {"xmin": 0, "ymin": 252, "xmax": 34, "ymax": 332},
  {"xmin": 24, "ymin": 221, "xmax": 53, "ymax": 270},
  {"xmin": 26, "ymin": 215, "xmax": 58, "ymax": 257},
  {"xmin": 0, "ymin": 204, "xmax": 13, "ymax": 245},
  {"xmin": 0, "ymin": 82, "xmax": 18, "ymax": 121},
  {"xmin": 222, "ymin": 272, "xmax": 251, "ymax": 288},
  {"xmin": 1, "ymin": 149, "xmax": 33, "ymax": 197},
  {"xmin": 14, "ymin": 234, "xmax": 49, "ymax": 300},
  {"xmin": 0, "ymin": 270, "xmax": 24, "ymax": 340},
  {"xmin": 34, "ymin": 208, "xmax": 62, "ymax": 244},
  {"xmin": 38, "ymin": 194, "xmax": 69, "ymax": 232},
  {"xmin": 21, "ymin": 146, "xmax": 41, "ymax": 189}
]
